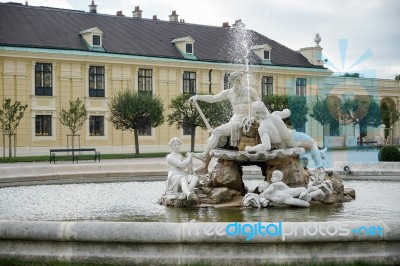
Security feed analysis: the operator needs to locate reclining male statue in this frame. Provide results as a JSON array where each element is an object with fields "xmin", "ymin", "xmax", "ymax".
[{"xmin": 244, "ymin": 101, "xmax": 327, "ymax": 169}]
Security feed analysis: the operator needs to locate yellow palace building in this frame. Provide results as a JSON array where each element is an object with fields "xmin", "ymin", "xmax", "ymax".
[{"xmin": 0, "ymin": 2, "xmax": 399, "ymax": 156}]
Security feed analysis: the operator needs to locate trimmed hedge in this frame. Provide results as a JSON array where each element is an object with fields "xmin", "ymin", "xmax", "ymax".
[{"xmin": 378, "ymin": 145, "xmax": 400, "ymax": 162}]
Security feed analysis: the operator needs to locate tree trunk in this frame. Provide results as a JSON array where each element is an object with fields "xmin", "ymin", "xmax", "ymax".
[
  {"xmin": 190, "ymin": 127, "xmax": 196, "ymax": 152},
  {"xmin": 359, "ymin": 124, "xmax": 364, "ymax": 146},
  {"xmin": 134, "ymin": 129, "xmax": 140, "ymax": 154},
  {"xmin": 8, "ymin": 134, "xmax": 12, "ymax": 158}
]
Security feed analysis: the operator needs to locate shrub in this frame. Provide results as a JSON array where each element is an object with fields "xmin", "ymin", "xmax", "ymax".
[{"xmin": 378, "ymin": 145, "xmax": 400, "ymax": 161}]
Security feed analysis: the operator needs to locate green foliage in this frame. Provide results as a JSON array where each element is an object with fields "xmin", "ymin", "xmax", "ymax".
[
  {"xmin": 343, "ymin": 72, "xmax": 360, "ymax": 78},
  {"xmin": 262, "ymin": 94, "xmax": 308, "ymax": 131},
  {"xmin": 0, "ymin": 98, "xmax": 28, "ymax": 136},
  {"xmin": 310, "ymin": 96, "xmax": 340, "ymax": 136},
  {"xmin": 262, "ymin": 94, "xmax": 289, "ymax": 113},
  {"xmin": 59, "ymin": 98, "xmax": 88, "ymax": 135},
  {"xmin": 378, "ymin": 145, "xmax": 400, "ymax": 162},
  {"xmin": 109, "ymin": 90, "xmax": 164, "ymax": 154},
  {"xmin": 167, "ymin": 93, "xmax": 229, "ymax": 151},
  {"xmin": 340, "ymin": 96, "xmax": 381, "ymax": 142},
  {"xmin": 288, "ymin": 96, "xmax": 308, "ymax": 131},
  {"xmin": 310, "ymin": 96, "xmax": 330, "ymax": 126},
  {"xmin": 380, "ymin": 102, "xmax": 400, "ymax": 139},
  {"xmin": 0, "ymin": 98, "xmax": 28, "ymax": 157},
  {"xmin": 395, "ymin": 74, "xmax": 400, "ymax": 80}
]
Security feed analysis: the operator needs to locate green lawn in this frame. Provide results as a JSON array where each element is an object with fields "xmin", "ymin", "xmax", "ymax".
[{"xmin": 0, "ymin": 152, "xmax": 169, "ymax": 163}]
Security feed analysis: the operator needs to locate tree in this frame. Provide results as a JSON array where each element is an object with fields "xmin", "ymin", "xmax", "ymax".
[
  {"xmin": 0, "ymin": 98, "xmax": 28, "ymax": 157},
  {"xmin": 395, "ymin": 74, "xmax": 400, "ymax": 80},
  {"xmin": 288, "ymin": 96, "xmax": 308, "ymax": 132},
  {"xmin": 262, "ymin": 94, "xmax": 289, "ymax": 113},
  {"xmin": 343, "ymin": 72, "xmax": 360, "ymax": 78},
  {"xmin": 262, "ymin": 94, "xmax": 308, "ymax": 132},
  {"xmin": 380, "ymin": 102, "xmax": 400, "ymax": 141},
  {"xmin": 167, "ymin": 93, "xmax": 230, "ymax": 152},
  {"xmin": 310, "ymin": 96, "xmax": 340, "ymax": 136},
  {"xmin": 109, "ymin": 90, "xmax": 164, "ymax": 154},
  {"xmin": 59, "ymin": 98, "xmax": 88, "ymax": 135},
  {"xmin": 340, "ymin": 96, "xmax": 381, "ymax": 144}
]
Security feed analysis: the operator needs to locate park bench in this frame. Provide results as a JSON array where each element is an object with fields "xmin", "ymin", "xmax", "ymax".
[
  {"xmin": 49, "ymin": 148, "xmax": 100, "ymax": 164},
  {"xmin": 357, "ymin": 141, "xmax": 383, "ymax": 151}
]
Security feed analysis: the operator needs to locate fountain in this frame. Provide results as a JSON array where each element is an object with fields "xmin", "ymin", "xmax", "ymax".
[{"xmin": 158, "ymin": 22, "xmax": 354, "ymax": 209}]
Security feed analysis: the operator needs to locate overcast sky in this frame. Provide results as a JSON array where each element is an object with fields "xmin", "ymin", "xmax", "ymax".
[{"xmin": 2, "ymin": 0, "xmax": 399, "ymax": 79}]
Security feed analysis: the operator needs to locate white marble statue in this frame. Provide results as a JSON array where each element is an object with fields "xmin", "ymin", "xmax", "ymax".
[
  {"xmin": 259, "ymin": 170, "xmax": 324, "ymax": 207},
  {"xmin": 165, "ymin": 137, "xmax": 199, "ymax": 200},
  {"xmin": 244, "ymin": 101, "xmax": 327, "ymax": 169},
  {"xmin": 189, "ymin": 71, "xmax": 259, "ymax": 170}
]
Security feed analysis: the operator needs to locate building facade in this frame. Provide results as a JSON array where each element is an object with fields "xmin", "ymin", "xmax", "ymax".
[{"xmin": 0, "ymin": 2, "xmax": 398, "ymax": 156}]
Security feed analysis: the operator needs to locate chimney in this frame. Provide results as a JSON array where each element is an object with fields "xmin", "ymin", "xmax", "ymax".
[
  {"xmin": 299, "ymin": 34, "xmax": 323, "ymax": 66},
  {"xmin": 25, "ymin": 1, "xmax": 28, "ymax": 5},
  {"xmin": 169, "ymin": 10, "xmax": 179, "ymax": 22},
  {"xmin": 89, "ymin": 0, "xmax": 97, "ymax": 13},
  {"xmin": 132, "ymin": 6, "xmax": 142, "ymax": 18},
  {"xmin": 116, "ymin": 10, "xmax": 125, "ymax": 17},
  {"xmin": 233, "ymin": 19, "xmax": 245, "ymax": 27},
  {"xmin": 153, "ymin": 15, "xmax": 158, "ymax": 20},
  {"xmin": 222, "ymin": 22, "xmax": 230, "ymax": 28},
  {"xmin": 179, "ymin": 19, "xmax": 185, "ymax": 23}
]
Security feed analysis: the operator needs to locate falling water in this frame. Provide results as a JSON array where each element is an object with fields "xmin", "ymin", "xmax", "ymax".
[{"xmin": 227, "ymin": 20, "xmax": 256, "ymax": 118}]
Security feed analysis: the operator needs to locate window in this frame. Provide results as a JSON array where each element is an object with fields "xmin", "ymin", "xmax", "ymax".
[
  {"xmin": 89, "ymin": 116, "xmax": 104, "ymax": 136},
  {"xmin": 138, "ymin": 69, "xmax": 153, "ymax": 94},
  {"xmin": 183, "ymin": 71, "xmax": 196, "ymax": 95},
  {"xmin": 35, "ymin": 63, "xmax": 52, "ymax": 96},
  {"xmin": 224, "ymin": 73, "xmax": 231, "ymax": 90},
  {"xmin": 186, "ymin": 43, "xmax": 193, "ymax": 54},
  {"xmin": 89, "ymin": 66, "xmax": 105, "ymax": 97},
  {"xmin": 35, "ymin": 115, "xmax": 52, "ymax": 136},
  {"xmin": 138, "ymin": 123, "xmax": 152, "ymax": 136},
  {"xmin": 261, "ymin": 76, "xmax": 273, "ymax": 97},
  {"xmin": 296, "ymin": 78, "xmax": 307, "ymax": 97},
  {"xmin": 264, "ymin": 50, "xmax": 270, "ymax": 60},
  {"xmin": 92, "ymin": 35, "xmax": 101, "ymax": 46}
]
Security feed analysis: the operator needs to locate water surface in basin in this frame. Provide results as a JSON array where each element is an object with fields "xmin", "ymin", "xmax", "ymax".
[{"xmin": 0, "ymin": 180, "xmax": 399, "ymax": 222}]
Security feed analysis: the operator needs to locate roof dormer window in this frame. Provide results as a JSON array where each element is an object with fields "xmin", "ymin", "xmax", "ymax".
[
  {"xmin": 264, "ymin": 50, "xmax": 270, "ymax": 60},
  {"xmin": 250, "ymin": 44, "xmax": 272, "ymax": 65},
  {"xmin": 79, "ymin": 27, "xmax": 105, "ymax": 52},
  {"xmin": 186, "ymin": 43, "xmax": 193, "ymax": 54},
  {"xmin": 92, "ymin": 35, "xmax": 101, "ymax": 46},
  {"xmin": 171, "ymin": 36, "xmax": 197, "ymax": 60}
]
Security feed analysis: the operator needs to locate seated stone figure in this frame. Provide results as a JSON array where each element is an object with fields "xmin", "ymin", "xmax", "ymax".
[
  {"xmin": 244, "ymin": 101, "xmax": 327, "ymax": 169},
  {"xmin": 259, "ymin": 170, "xmax": 324, "ymax": 207},
  {"xmin": 165, "ymin": 137, "xmax": 199, "ymax": 200}
]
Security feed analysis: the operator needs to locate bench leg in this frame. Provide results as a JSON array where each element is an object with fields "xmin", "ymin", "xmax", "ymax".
[
  {"xmin": 94, "ymin": 151, "xmax": 100, "ymax": 162},
  {"xmin": 50, "ymin": 153, "xmax": 56, "ymax": 164}
]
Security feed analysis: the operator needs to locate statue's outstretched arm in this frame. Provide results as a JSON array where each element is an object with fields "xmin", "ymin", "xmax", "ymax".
[
  {"xmin": 271, "ymin": 109, "xmax": 291, "ymax": 119},
  {"xmin": 189, "ymin": 90, "xmax": 228, "ymax": 103}
]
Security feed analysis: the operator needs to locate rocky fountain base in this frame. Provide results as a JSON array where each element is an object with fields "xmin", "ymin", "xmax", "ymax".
[{"xmin": 159, "ymin": 148, "xmax": 355, "ymax": 208}]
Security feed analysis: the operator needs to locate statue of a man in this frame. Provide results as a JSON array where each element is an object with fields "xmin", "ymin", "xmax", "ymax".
[
  {"xmin": 260, "ymin": 170, "xmax": 321, "ymax": 207},
  {"xmin": 189, "ymin": 72, "xmax": 259, "ymax": 166},
  {"xmin": 245, "ymin": 101, "xmax": 327, "ymax": 169}
]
